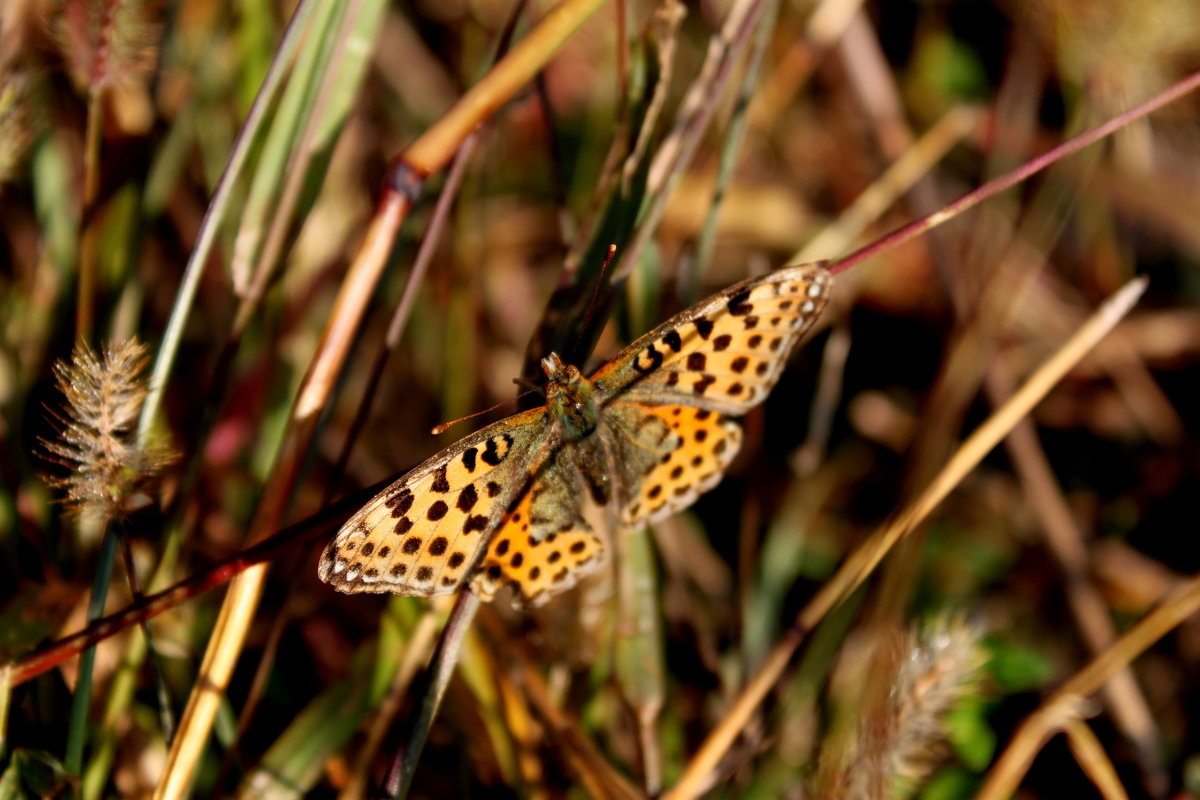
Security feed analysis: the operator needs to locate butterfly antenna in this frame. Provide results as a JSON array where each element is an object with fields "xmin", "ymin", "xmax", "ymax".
[
  {"xmin": 568, "ymin": 244, "xmax": 618, "ymax": 363},
  {"xmin": 430, "ymin": 390, "xmax": 537, "ymax": 435}
]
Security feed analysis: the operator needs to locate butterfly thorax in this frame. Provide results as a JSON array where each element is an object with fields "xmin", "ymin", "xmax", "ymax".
[{"xmin": 542, "ymin": 353, "xmax": 598, "ymax": 441}]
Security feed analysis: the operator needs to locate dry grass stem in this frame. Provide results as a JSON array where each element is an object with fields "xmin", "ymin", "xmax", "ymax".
[
  {"xmin": 664, "ymin": 276, "xmax": 1147, "ymax": 800},
  {"xmin": 1063, "ymin": 718, "xmax": 1131, "ymax": 800},
  {"xmin": 977, "ymin": 576, "xmax": 1200, "ymax": 800}
]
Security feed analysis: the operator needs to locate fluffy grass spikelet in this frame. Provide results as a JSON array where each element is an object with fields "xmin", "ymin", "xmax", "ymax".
[
  {"xmin": 844, "ymin": 615, "xmax": 987, "ymax": 799},
  {"xmin": 42, "ymin": 339, "xmax": 174, "ymax": 518}
]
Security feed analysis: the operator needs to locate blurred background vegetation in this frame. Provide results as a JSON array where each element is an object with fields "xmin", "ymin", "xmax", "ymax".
[{"xmin": 2, "ymin": 0, "xmax": 1200, "ymax": 797}]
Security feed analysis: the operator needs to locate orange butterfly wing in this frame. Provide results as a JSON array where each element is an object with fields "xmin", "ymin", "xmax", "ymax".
[{"xmin": 319, "ymin": 410, "xmax": 549, "ymax": 597}]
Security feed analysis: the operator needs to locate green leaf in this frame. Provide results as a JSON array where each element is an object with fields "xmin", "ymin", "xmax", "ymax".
[
  {"xmin": 0, "ymin": 750, "xmax": 70, "ymax": 800},
  {"xmin": 944, "ymin": 697, "xmax": 996, "ymax": 770},
  {"xmin": 918, "ymin": 766, "xmax": 978, "ymax": 800},
  {"xmin": 986, "ymin": 636, "xmax": 1055, "ymax": 692}
]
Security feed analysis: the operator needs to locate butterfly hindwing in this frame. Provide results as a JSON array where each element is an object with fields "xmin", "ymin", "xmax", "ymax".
[
  {"xmin": 606, "ymin": 403, "xmax": 744, "ymax": 524},
  {"xmin": 319, "ymin": 409, "xmax": 549, "ymax": 597},
  {"xmin": 471, "ymin": 449, "xmax": 605, "ymax": 607},
  {"xmin": 591, "ymin": 264, "xmax": 832, "ymax": 412}
]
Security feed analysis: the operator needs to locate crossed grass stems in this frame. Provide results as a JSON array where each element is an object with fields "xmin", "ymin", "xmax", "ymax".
[{"xmin": 6, "ymin": 0, "xmax": 1200, "ymax": 796}]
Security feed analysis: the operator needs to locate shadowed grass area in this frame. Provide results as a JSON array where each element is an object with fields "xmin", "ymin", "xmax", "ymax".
[{"xmin": 2, "ymin": 0, "xmax": 1200, "ymax": 798}]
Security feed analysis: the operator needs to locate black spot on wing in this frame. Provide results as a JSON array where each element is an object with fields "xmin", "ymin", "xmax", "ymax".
[
  {"xmin": 457, "ymin": 484, "xmax": 478, "ymax": 512},
  {"xmin": 662, "ymin": 330, "xmax": 683, "ymax": 352},
  {"xmin": 482, "ymin": 434, "xmax": 513, "ymax": 466},
  {"xmin": 386, "ymin": 489, "xmax": 414, "ymax": 517},
  {"xmin": 694, "ymin": 318, "xmax": 714, "ymax": 339},
  {"xmin": 431, "ymin": 466, "xmax": 450, "ymax": 493},
  {"xmin": 634, "ymin": 344, "xmax": 664, "ymax": 375},
  {"xmin": 727, "ymin": 289, "xmax": 753, "ymax": 316},
  {"xmin": 461, "ymin": 447, "xmax": 477, "ymax": 472}
]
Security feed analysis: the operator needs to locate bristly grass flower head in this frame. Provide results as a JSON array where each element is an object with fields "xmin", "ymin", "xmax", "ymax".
[
  {"xmin": 823, "ymin": 614, "xmax": 988, "ymax": 800},
  {"xmin": 41, "ymin": 339, "xmax": 175, "ymax": 521},
  {"xmin": 56, "ymin": 0, "xmax": 163, "ymax": 94}
]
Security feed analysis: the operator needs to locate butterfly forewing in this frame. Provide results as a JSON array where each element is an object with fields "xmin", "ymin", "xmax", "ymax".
[
  {"xmin": 319, "ymin": 409, "xmax": 549, "ymax": 596},
  {"xmin": 590, "ymin": 264, "xmax": 832, "ymax": 412}
]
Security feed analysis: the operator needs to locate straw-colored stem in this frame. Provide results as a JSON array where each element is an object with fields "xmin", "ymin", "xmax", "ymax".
[
  {"xmin": 405, "ymin": 0, "xmax": 611, "ymax": 174},
  {"xmin": 985, "ymin": 363, "xmax": 1163, "ymax": 782},
  {"xmin": 663, "ymin": 277, "xmax": 1148, "ymax": 800},
  {"xmin": 328, "ymin": 134, "xmax": 480, "ymax": 490},
  {"xmin": 1064, "ymin": 718, "xmax": 1131, "ymax": 800},
  {"xmin": 976, "ymin": 576, "xmax": 1200, "ymax": 800},
  {"xmin": 794, "ymin": 105, "xmax": 977, "ymax": 263}
]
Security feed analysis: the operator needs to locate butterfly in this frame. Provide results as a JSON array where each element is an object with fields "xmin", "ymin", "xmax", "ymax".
[{"xmin": 319, "ymin": 263, "xmax": 832, "ymax": 607}]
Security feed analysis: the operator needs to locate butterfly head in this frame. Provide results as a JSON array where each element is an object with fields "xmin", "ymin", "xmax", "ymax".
[{"xmin": 542, "ymin": 352, "xmax": 598, "ymax": 440}]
